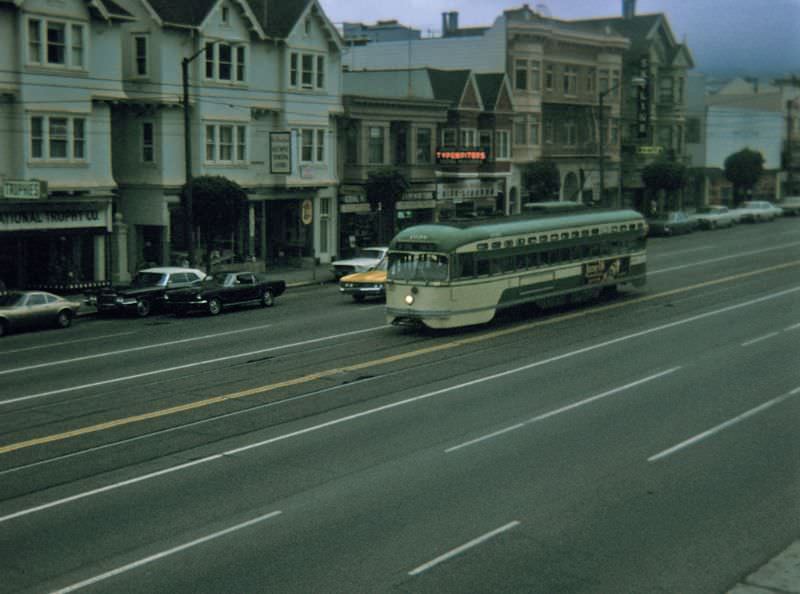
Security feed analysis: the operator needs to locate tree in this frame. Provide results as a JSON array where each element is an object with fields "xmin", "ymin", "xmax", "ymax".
[
  {"xmin": 522, "ymin": 160, "xmax": 561, "ymax": 202},
  {"xmin": 181, "ymin": 175, "xmax": 247, "ymax": 267},
  {"xmin": 641, "ymin": 159, "xmax": 688, "ymax": 213},
  {"xmin": 724, "ymin": 148, "xmax": 764, "ymax": 206},
  {"xmin": 365, "ymin": 167, "xmax": 409, "ymax": 242}
]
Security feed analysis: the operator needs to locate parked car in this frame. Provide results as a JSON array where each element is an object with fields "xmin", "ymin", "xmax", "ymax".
[
  {"xmin": 646, "ymin": 211, "xmax": 695, "ymax": 236},
  {"xmin": 0, "ymin": 291, "xmax": 81, "ymax": 337},
  {"xmin": 689, "ymin": 205, "xmax": 737, "ymax": 230},
  {"xmin": 339, "ymin": 257, "xmax": 387, "ymax": 302},
  {"xmin": 167, "ymin": 271, "xmax": 286, "ymax": 316},
  {"xmin": 96, "ymin": 267, "xmax": 207, "ymax": 317},
  {"xmin": 777, "ymin": 196, "xmax": 800, "ymax": 216},
  {"xmin": 734, "ymin": 200, "xmax": 783, "ymax": 222},
  {"xmin": 331, "ymin": 247, "xmax": 388, "ymax": 280}
]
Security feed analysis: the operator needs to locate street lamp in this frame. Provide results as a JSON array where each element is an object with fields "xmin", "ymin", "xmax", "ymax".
[
  {"xmin": 598, "ymin": 76, "xmax": 646, "ymax": 207},
  {"xmin": 182, "ymin": 45, "xmax": 210, "ymax": 266}
]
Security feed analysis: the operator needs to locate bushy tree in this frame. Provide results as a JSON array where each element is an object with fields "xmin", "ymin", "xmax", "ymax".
[
  {"xmin": 181, "ymin": 175, "xmax": 247, "ymax": 266},
  {"xmin": 641, "ymin": 159, "xmax": 688, "ymax": 213},
  {"xmin": 522, "ymin": 160, "xmax": 561, "ymax": 202},
  {"xmin": 724, "ymin": 148, "xmax": 764, "ymax": 206},
  {"xmin": 365, "ymin": 167, "xmax": 409, "ymax": 242}
]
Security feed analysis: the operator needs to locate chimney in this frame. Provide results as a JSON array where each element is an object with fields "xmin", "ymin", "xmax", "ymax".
[
  {"xmin": 449, "ymin": 11, "xmax": 459, "ymax": 33},
  {"xmin": 623, "ymin": 0, "xmax": 636, "ymax": 19}
]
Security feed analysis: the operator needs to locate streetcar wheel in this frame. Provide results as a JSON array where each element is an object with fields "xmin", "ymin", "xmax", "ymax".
[{"xmin": 208, "ymin": 298, "xmax": 222, "ymax": 316}]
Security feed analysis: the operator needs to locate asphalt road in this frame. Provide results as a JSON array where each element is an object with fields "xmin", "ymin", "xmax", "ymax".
[{"xmin": 1, "ymin": 219, "xmax": 799, "ymax": 593}]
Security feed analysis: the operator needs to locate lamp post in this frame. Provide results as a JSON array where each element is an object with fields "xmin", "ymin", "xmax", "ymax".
[
  {"xmin": 598, "ymin": 76, "xmax": 646, "ymax": 207},
  {"xmin": 182, "ymin": 45, "xmax": 210, "ymax": 266}
]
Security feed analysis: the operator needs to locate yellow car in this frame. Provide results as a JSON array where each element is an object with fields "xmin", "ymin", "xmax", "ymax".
[{"xmin": 339, "ymin": 257, "xmax": 387, "ymax": 302}]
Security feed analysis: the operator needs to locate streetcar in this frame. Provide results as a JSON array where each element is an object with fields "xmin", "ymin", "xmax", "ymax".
[{"xmin": 385, "ymin": 208, "xmax": 647, "ymax": 329}]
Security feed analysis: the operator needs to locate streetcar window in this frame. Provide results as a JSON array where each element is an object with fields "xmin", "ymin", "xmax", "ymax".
[
  {"xmin": 560, "ymin": 248, "xmax": 571, "ymax": 261},
  {"xmin": 539, "ymin": 236, "xmax": 547, "ymax": 243},
  {"xmin": 612, "ymin": 226, "xmax": 619, "ymax": 232},
  {"xmin": 582, "ymin": 229, "xmax": 589, "ymax": 237},
  {"xmin": 540, "ymin": 251, "xmax": 550, "ymax": 265},
  {"xmin": 527, "ymin": 252, "xmax": 540, "ymax": 267},
  {"xmin": 477, "ymin": 243, "xmax": 488, "ymax": 251},
  {"xmin": 592, "ymin": 228, "xmax": 599, "ymax": 235},
  {"xmin": 572, "ymin": 231, "xmax": 580, "ymax": 238},
  {"xmin": 491, "ymin": 241, "xmax": 501, "ymax": 250},
  {"xmin": 477, "ymin": 257, "xmax": 490, "ymax": 276},
  {"xmin": 518, "ymin": 238, "xmax": 526, "ymax": 247},
  {"xmin": 550, "ymin": 234, "xmax": 559, "ymax": 241},
  {"xmin": 561, "ymin": 233, "xmax": 569, "ymax": 240},
  {"xmin": 516, "ymin": 254, "xmax": 527, "ymax": 269},
  {"xmin": 388, "ymin": 253, "xmax": 449, "ymax": 282},
  {"xmin": 459, "ymin": 254, "xmax": 476, "ymax": 278},
  {"xmin": 505, "ymin": 240, "xmax": 514, "ymax": 248},
  {"xmin": 528, "ymin": 237, "xmax": 537, "ymax": 244}
]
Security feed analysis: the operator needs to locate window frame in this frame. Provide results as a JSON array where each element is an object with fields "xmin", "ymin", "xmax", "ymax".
[
  {"xmin": 298, "ymin": 127, "xmax": 327, "ymax": 164},
  {"xmin": 29, "ymin": 114, "xmax": 88, "ymax": 162},
  {"xmin": 133, "ymin": 34, "xmax": 149, "ymax": 78},
  {"xmin": 141, "ymin": 121, "xmax": 155, "ymax": 163},
  {"xmin": 289, "ymin": 51, "xmax": 325, "ymax": 91},
  {"xmin": 26, "ymin": 16, "xmax": 87, "ymax": 70},
  {"xmin": 204, "ymin": 123, "xmax": 248, "ymax": 164},
  {"xmin": 204, "ymin": 40, "xmax": 247, "ymax": 83}
]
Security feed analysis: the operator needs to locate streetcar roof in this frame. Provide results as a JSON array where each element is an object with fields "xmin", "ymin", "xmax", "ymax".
[{"xmin": 389, "ymin": 209, "xmax": 644, "ymax": 252}]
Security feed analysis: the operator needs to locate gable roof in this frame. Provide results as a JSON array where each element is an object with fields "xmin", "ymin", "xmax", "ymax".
[
  {"xmin": 474, "ymin": 73, "xmax": 505, "ymax": 111},
  {"xmin": 145, "ymin": 0, "xmax": 217, "ymax": 27},
  {"xmin": 4, "ymin": 0, "xmax": 134, "ymax": 20},
  {"xmin": 427, "ymin": 69, "xmax": 471, "ymax": 105}
]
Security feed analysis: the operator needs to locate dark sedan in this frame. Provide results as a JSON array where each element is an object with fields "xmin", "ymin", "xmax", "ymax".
[
  {"xmin": 647, "ymin": 211, "xmax": 695, "ymax": 236},
  {"xmin": 95, "ymin": 267, "xmax": 207, "ymax": 317},
  {"xmin": 166, "ymin": 271, "xmax": 286, "ymax": 316},
  {"xmin": 0, "ymin": 291, "xmax": 81, "ymax": 337}
]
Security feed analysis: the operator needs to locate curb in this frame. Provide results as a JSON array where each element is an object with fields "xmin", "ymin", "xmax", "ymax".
[{"xmin": 729, "ymin": 540, "xmax": 800, "ymax": 594}]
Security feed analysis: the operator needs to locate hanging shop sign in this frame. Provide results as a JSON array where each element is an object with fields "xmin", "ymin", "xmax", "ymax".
[
  {"xmin": 636, "ymin": 56, "xmax": 651, "ymax": 140},
  {"xmin": 270, "ymin": 131, "xmax": 292, "ymax": 174},
  {"xmin": 301, "ymin": 199, "xmax": 313, "ymax": 225},
  {"xmin": 2, "ymin": 179, "xmax": 47, "ymax": 200},
  {"xmin": 435, "ymin": 149, "xmax": 487, "ymax": 163}
]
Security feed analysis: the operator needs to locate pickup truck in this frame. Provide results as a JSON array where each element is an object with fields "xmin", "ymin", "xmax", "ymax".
[{"xmin": 166, "ymin": 271, "xmax": 286, "ymax": 316}]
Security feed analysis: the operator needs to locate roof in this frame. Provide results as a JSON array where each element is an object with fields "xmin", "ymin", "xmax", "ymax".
[
  {"xmin": 391, "ymin": 210, "xmax": 644, "ymax": 253},
  {"xmin": 0, "ymin": 0, "xmax": 134, "ymax": 20},
  {"xmin": 427, "ymin": 69, "xmax": 471, "ymax": 105},
  {"xmin": 145, "ymin": 0, "xmax": 315, "ymax": 39},
  {"xmin": 474, "ymin": 73, "xmax": 505, "ymax": 111}
]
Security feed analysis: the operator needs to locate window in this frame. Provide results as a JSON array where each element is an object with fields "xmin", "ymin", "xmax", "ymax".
[
  {"xmin": 460, "ymin": 128, "xmax": 476, "ymax": 147},
  {"xmin": 599, "ymin": 69, "xmax": 609, "ymax": 94},
  {"xmin": 204, "ymin": 41, "xmax": 246, "ymax": 82},
  {"xmin": 530, "ymin": 117, "xmax": 539, "ymax": 145},
  {"xmin": 442, "ymin": 128, "xmax": 456, "ymax": 147},
  {"xmin": 301, "ymin": 54, "xmax": 313, "ymax": 88},
  {"xmin": 221, "ymin": 6, "xmax": 230, "ymax": 24},
  {"xmin": 319, "ymin": 198, "xmax": 330, "ymax": 255},
  {"xmin": 514, "ymin": 120, "xmax": 527, "ymax": 146},
  {"xmin": 587, "ymin": 67, "xmax": 595, "ymax": 92},
  {"xmin": 545, "ymin": 65, "xmax": 554, "ymax": 91},
  {"xmin": 290, "ymin": 53, "xmax": 298, "ymax": 87},
  {"xmin": 611, "ymin": 70, "xmax": 620, "ymax": 97},
  {"xmin": 345, "ymin": 124, "xmax": 358, "ymax": 164},
  {"xmin": 142, "ymin": 122, "xmax": 154, "ymax": 162},
  {"xmin": 289, "ymin": 51, "xmax": 325, "ymax": 90},
  {"xmin": 316, "ymin": 55, "xmax": 325, "ymax": 88},
  {"xmin": 205, "ymin": 124, "xmax": 248, "ymax": 163},
  {"xmin": 564, "ymin": 121, "xmax": 576, "ymax": 146},
  {"xmin": 299, "ymin": 128, "xmax": 326, "ymax": 163},
  {"xmin": 134, "ymin": 35, "xmax": 148, "ymax": 76},
  {"xmin": 368, "ymin": 126, "xmax": 385, "ymax": 164},
  {"xmin": 515, "ymin": 59, "xmax": 528, "ymax": 91},
  {"xmin": 29, "ymin": 115, "xmax": 87, "ymax": 161},
  {"xmin": 495, "ymin": 130, "xmax": 510, "ymax": 160},
  {"xmin": 531, "ymin": 62, "xmax": 541, "ymax": 91},
  {"xmin": 479, "ymin": 130, "xmax": 492, "ymax": 154},
  {"xmin": 544, "ymin": 121, "xmax": 554, "ymax": 144},
  {"xmin": 415, "ymin": 127, "xmax": 431, "ymax": 163},
  {"xmin": 659, "ymin": 76, "xmax": 674, "ymax": 103},
  {"xmin": 27, "ymin": 18, "xmax": 86, "ymax": 69},
  {"xmin": 563, "ymin": 66, "xmax": 577, "ymax": 96}
]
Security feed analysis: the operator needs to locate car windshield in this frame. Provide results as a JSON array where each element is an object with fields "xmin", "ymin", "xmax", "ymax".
[
  {"xmin": 0, "ymin": 293, "xmax": 25, "ymax": 307},
  {"xmin": 359, "ymin": 249, "xmax": 385, "ymax": 260},
  {"xmin": 388, "ymin": 253, "xmax": 449, "ymax": 282},
  {"xmin": 372, "ymin": 257, "xmax": 388, "ymax": 272},
  {"xmin": 131, "ymin": 272, "xmax": 167, "ymax": 287}
]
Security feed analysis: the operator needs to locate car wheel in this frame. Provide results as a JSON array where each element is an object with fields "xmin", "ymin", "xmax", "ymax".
[
  {"xmin": 208, "ymin": 298, "xmax": 222, "ymax": 316},
  {"xmin": 56, "ymin": 310, "xmax": 72, "ymax": 329},
  {"xmin": 261, "ymin": 290, "xmax": 275, "ymax": 308},
  {"xmin": 135, "ymin": 299, "xmax": 151, "ymax": 317},
  {"xmin": 352, "ymin": 294, "xmax": 365, "ymax": 303}
]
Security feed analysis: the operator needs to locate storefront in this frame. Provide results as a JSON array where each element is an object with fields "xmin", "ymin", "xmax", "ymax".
[
  {"xmin": 0, "ymin": 184, "xmax": 112, "ymax": 291},
  {"xmin": 436, "ymin": 179, "xmax": 505, "ymax": 220}
]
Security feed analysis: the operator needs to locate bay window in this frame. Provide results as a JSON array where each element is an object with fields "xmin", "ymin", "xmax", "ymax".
[
  {"xmin": 205, "ymin": 124, "xmax": 248, "ymax": 163},
  {"xmin": 29, "ymin": 115, "xmax": 87, "ymax": 161},
  {"xmin": 289, "ymin": 51, "xmax": 325, "ymax": 90},
  {"xmin": 27, "ymin": 17, "xmax": 86, "ymax": 69},
  {"xmin": 204, "ymin": 41, "xmax": 247, "ymax": 82},
  {"xmin": 299, "ymin": 128, "xmax": 326, "ymax": 164}
]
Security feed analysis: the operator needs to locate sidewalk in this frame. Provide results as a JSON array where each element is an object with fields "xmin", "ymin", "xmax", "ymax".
[
  {"xmin": 75, "ymin": 262, "xmax": 335, "ymax": 317},
  {"xmin": 729, "ymin": 540, "xmax": 800, "ymax": 593}
]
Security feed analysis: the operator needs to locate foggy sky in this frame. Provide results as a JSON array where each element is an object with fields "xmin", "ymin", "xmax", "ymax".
[{"xmin": 320, "ymin": 0, "xmax": 800, "ymax": 77}]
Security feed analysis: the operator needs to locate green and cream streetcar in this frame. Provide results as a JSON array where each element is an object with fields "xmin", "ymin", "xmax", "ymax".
[{"xmin": 386, "ymin": 208, "xmax": 647, "ymax": 329}]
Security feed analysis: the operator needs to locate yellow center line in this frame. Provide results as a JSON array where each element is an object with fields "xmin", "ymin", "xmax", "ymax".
[{"xmin": 2, "ymin": 260, "xmax": 799, "ymax": 456}]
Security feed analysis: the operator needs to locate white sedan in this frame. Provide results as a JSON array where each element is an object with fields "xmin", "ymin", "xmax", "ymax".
[
  {"xmin": 733, "ymin": 200, "xmax": 783, "ymax": 222},
  {"xmin": 689, "ymin": 205, "xmax": 737, "ymax": 229}
]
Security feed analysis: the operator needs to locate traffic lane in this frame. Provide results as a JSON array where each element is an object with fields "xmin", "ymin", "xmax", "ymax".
[
  {"xmin": 0, "ymin": 284, "xmax": 375, "ymax": 374},
  {"xmin": 1, "ymin": 264, "xmax": 797, "ymax": 500},
  {"xmin": 3, "ymin": 281, "xmax": 798, "ymax": 591}
]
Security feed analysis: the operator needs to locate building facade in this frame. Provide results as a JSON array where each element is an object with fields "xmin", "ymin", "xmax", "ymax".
[
  {"xmin": 112, "ymin": 0, "xmax": 344, "ymax": 276},
  {"xmin": 0, "ymin": 0, "xmax": 132, "ymax": 290},
  {"xmin": 338, "ymin": 67, "xmax": 513, "ymax": 253}
]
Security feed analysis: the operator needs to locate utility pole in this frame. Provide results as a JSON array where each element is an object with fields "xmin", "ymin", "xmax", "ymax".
[{"xmin": 182, "ymin": 45, "xmax": 210, "ymax": 266}]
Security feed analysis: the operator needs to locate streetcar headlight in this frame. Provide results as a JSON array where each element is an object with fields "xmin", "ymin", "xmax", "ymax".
[{"xmin": 404, "ymin": 294, "xmax": 415, "ymax": 306}]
